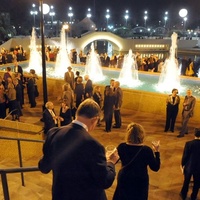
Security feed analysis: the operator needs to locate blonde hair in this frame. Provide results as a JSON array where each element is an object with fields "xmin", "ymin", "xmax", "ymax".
[{"xmin": 125, "ymin": 122, "xmax": 145, "ymax": 144}]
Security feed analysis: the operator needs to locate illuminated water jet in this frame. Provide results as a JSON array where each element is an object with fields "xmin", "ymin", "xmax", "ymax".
[
  {"xmin": 118, "ymin": 49, "xmax": 142, "ymax": 87},
  {"xmin": 157, "ymin": 32, "xmax": 181, "ymax": 92},
  {"xmin": 84, "ymin": 43, "xmax": 104, "ymax": 82},
  {"xmin": 26, "ymin": 27, "xmax": 42, "ymax": 73},
  {"xmin": 54, "ymin": 26, "xmax": 71, "ymax": 77}
]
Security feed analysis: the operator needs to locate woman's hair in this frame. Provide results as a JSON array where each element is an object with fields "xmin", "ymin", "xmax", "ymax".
[
  {"xmin": 172, "ymin": 88, "xmax": 178, "ymax": 93},
  {"xmin": 77, "ymin": 77, "xmax": 83, "ymax": 84},
  {"xmin": 125, "ymin": 122, "xmax": 145, "ymax": 144}
]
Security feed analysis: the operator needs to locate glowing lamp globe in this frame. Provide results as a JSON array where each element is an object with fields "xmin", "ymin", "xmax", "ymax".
[
  {"xmin": 179, "ymin": 9, "xmax": 188, "ymax": 18},
  {"xmin": 39, "ymin": 4, "xmax": 50, "ymax": 15}
]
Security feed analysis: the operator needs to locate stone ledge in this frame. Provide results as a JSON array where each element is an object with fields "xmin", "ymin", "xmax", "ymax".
[{"xmin": 0, "ymin": 119, "xmax": 43, "ymax": 134}]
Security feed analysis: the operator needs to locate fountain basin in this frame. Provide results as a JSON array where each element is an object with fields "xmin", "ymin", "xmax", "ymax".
[{"xmin": 0, "ymin": 62, "xmax": 200, "ymax": 122}]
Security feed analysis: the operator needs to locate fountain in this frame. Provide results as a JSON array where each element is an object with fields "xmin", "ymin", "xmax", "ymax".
[
  {"xmin": 54, "ymin": 26, "xmax": 71, "ymax": 77},
  {"xmin": 157, "ymin": 32, "xmax": 180, "ymax": 92},
  {"xmin": 84, "ymin": 43, "xmax": 104, "ymax": 82},
  {"xmin": 26, "ymin": 27, "xmax": 42, "ymax": 73},
  {"xmin": 118, "ymin": 49, "xmax": 141, "ymax": 87}
]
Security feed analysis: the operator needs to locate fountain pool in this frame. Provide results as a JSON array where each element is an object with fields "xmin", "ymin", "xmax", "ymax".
[{"xmin": 1, "ymin": 62, "xmax": 200, "ymax": 98}]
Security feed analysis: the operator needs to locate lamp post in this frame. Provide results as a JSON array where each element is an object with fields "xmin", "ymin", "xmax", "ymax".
[
  {"xmin": 183, "ymin": 17, "xmax": 187, "ymax": 31},
  {"xmin": 144, "ymin": 11, "xmax": 148, "ymax": 27},
  {"xmin": 39, "ymin": 0, "xmax": 49, "ymax": 108},
  {"xmin": 124, "ymin": 10, "xmax": 129, "ymax": 27},
  {"xmin": 68, "ymin": 7, "xmax": 73, "ymax": 24},
  {"xmin": 105, "ymin": 9, "xmax": 110, "ymax": 28},
  {"xmin": 87, "ymin": 8, "xmax": 92, "ymax": 18},
  {"xmin": 164, "ymin": 11, "xmax": 168, "ymax": 28},
  {"xmin": 30, "ymin": 4, "xmax": 38, "ymax": 26},
  {"xmin": 49, "ymin": 6, "xmax": 55, "ymax": 29}
]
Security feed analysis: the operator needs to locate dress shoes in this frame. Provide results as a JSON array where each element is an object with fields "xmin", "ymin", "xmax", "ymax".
[
  {"xmin": 179, "ymin": 192, "xmax": 186, "ymax": 200},
  {"xmin": 113, "ymin": 125, "xmax": 120, "ymax": 128},
  {"xmin": 177, "ymin": 135, "xmax": 184, "ymax": 138}
]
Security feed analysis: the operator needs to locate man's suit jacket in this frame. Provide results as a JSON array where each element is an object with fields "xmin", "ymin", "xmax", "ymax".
[
  {"xmin": 84, "ymin": 79, "xmax": 93, "ymax": 98},
  {"xmin": 64, "ymin": 71, "xmax": 75, "ymax": 90},
  {"xmin": 114, "ymin": 87, "xmax": 123, "ymax": 109},
  {"xmin": 38, "ymin": 123, "xmax": 116, "ymax": 200},
  {"xmin": 43, "ymin": 109, "xmax": 56, "ymax": 134},
  {"xmin": 182, "ymin": 139, "xmax": 200, "ymax": 174}
]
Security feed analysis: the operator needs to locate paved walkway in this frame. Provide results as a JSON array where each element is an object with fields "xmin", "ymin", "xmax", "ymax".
[{"xmin": 0, "ymin": 94, "xmax": 200, "ymax": 200}]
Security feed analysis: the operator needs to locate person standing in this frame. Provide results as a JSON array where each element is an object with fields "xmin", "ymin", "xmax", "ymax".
[
  {"xmin": 113, "ymin": 122, "xmax": 160, "ymax": 200},
  {"xmin": 43, "ymin": 101, "xmax": 58, "ymax": 135},
  {"xmin": 103, "ymin": 87, "xmax": 115, "ymax": 132},
  {"xmin": 64, "ymin": 66, "xmax": 75, "ymax": 90},
  {"xmin": 113, "ymin": 81, "xmax": 123, "ymax": 128},
  {"xmin": 177, "ymin": 89, "xmax": 196, "ymax": 138},
  {"xmin": 58, "ymin": 100, "xmax": 72, "ymax": 126},
  {"xmin": 179, "ymin": 128, "xmax": 200, "ymax": 200},
  {"xmin": 0, "ymin": 84, "xmax": 7, "ymax": 119},
  {"xmin": 164, "ymin": 88, "xmax": 180, "ymax": 132},
  {"xmin": 27, "ymin": 73, "xmax": 36, "ymax": 108},
  {"xmin": 84, "ymin": 74, "xmax": 93, "ymax": 99},
  {"xmin": 38, "ymin": 99, "xmax": 119, "ymax": 200}
]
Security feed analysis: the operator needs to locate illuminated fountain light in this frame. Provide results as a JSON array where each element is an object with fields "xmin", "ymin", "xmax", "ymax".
[
  {"xmin": 118, "ymin": 49, "xmax": 142, "ymax": 87},
  {"xmin": 157, "ymin": 32, "xmax": 181, "ymax": 92},
  {"xmin": 54, "ymin": 26, "xmax": 71, "ymax": 78},
  {"xmin": 26, "ymin": 27, "xmax": 42, "ymax": 73},
  {"xmin": 84, "ymin": 43, "xmax": 104, "ymax": 82}
]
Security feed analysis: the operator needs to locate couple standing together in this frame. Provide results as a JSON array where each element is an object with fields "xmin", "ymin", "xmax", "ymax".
[{"xmin": 164, "ymin": 88, "xmax": 196, "ymax": 137}]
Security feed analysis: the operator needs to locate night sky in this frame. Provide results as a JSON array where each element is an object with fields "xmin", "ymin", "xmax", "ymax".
[{"xmin": 1, "ymin": 0, "xmax": 200, "ymax": 28}]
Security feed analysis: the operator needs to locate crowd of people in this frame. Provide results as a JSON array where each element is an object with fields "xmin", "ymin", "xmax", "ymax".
[
  {"xmin": 1, "ymin": 44, "xmax": 200, "ymax": 78},
  {"xmin": 0, "ymin": 61, "xmax": 39, "ymax": 120},
  {"xmin": 0, "ymin": 45, "xmax": 200, "ymax": 200},
  {"xmin": 42, "ymin": 66, "xmax": 124, "ymax": 135}
]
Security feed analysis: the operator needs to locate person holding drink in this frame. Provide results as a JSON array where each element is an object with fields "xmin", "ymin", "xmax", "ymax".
[
  {"xmin": 39, "ymin": 99, "xmax": 119, "ymax": 200},
  {"xmin": 113, "ymin": 122, "xmax": 161, "ymax": 200}
]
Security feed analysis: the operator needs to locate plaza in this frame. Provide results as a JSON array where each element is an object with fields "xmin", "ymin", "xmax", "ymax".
[{"xmin": 0, "ymin": 30, "xmax": 200, "ymax": 199}]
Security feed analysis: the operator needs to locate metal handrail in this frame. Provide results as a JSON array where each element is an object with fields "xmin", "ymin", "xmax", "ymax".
[
  {"xmin": 0, "ymin": 136, "xmax": 44, "ymax": 200},
  {"xmin": 0, "ymin": 166, "xmax": 39, "ymax": 200}
]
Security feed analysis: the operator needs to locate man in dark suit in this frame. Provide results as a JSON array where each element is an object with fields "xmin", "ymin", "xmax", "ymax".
[
  {"xmin": 64, "ymin": 66, "xmax": 75, "ymax": 90},
  {"xmin": 180, "ymin": 128, "xmax": 200, "ymax": 200},
  {"xmin": 113, "ymin": 81, "xmax": 123, "ymax": 128},
  {"xmin": 177, "ymin": 89, "xmax": 196, "ymax": 138},
  {"xmin": 43, "ymin": 101, "xmax": 58, "ymax": 135},
  {"xmin": 84, "ymin": 74, "xmax": 93, "ymax": 99},
  {"xmin": 38, "ymin": 99, "xmax": 118, "ymax": 200},
  {"xmin": 13, "ymin": 60, "xmax": 24, "ymax": 104}
]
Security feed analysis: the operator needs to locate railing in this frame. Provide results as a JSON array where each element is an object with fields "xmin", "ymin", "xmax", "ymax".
[
  {"xmin": 0, "ymin": 167, "xmax": 39, "ymax": 200},
  {"xmin": 0, "ymin": 136, "xmax": 44, "ymax": 200}
]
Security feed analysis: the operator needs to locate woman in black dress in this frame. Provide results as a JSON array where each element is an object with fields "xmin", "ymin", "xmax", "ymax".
[
  {"xmin": 164, "ymin": 88, "xmax": 180, "ymax": 132},
  {"xmin": 113, "ymin": 122, "xmax": 160, "ymax": 200},
  {"xmin": 59, "ymin": 101, "xmax": 72, "ymax": 126},
  {"xmin": 103, "ymin": 87, "xmax": 115, "ymax": 132},
  {"xmin": 74, "ymin": 77, "xmax": 84, "ymax": 108}
]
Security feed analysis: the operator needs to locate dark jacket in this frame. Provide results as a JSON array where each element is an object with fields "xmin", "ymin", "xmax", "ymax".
[
  {"xmin": 182, "ymin": 139, "xmax": 200, "ymax": 174},
  {"xmin": 38, "ymin": 123, "xmax": 116, "ymax": 200}
]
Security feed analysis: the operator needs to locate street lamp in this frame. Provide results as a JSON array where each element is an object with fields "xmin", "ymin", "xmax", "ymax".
[
  {"xmin": 144, "ymin": 11, "xmax": 148, "ymax": 27},
  {"xmin": 124, "ymin": 10, "xmax": 129, "ymax": 26},
  {"xmin": 68, "ymin": 7, "xmax": 73, "ymax": 24},
  {"xmin": 183, "ymin": 17, "xmax": 187, "ymax": 30},
  {"xmin": 39, "ymin": 1, "xmax": 50, "ymax": 108},
  {"xmin": 179, "ymin": 8, "xmax": 188, "ymax": 32},
  {"xmin": 164, "ymin": 11, "xmax": 168, "ymax": 28},
  {"xmin": 49, "ymin": 6, "xmax": 55, "ymax": 28},
  {"xmin": 30, "ymin": 4, "xmax": 38, "ymax": 26},
  {"xmin": 87, "ymin": 8, "xmax": 92, "ymax": 18},
  {"xmin": 105, "ymin": 9, "xmax": 110, "ymax": 28}
]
